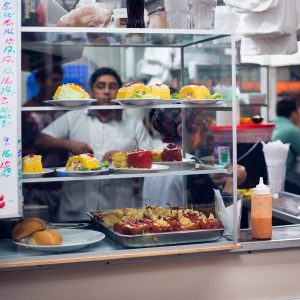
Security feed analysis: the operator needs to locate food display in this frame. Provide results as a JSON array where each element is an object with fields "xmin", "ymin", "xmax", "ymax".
[
  {"xmin": 66, "ymin": 153, "xmax": 108, "ymax": 171},
  {"xmin": 112, "ymin": 148, "xmax": 153, "ymax": 169},
  {"xmin": 22, "ymin": 154, "xmax": 44, "ymax": 173},
  {"xmin": 116, "ymin": 82, "xmax": 151, "ymax": 99},
  {"xmin": 178, "ymin": 84, "xmax": 223, "ymax": 100},
  {"xmin": 116, "ymin": 82, "xmax": 171, "ymax": 100},
  {"xmin": 93, "ymin": 206, "xmax": 223, "ymax": 235},
  {"xmin": 12, "ymin": 218, "xmax": 63, "ymax": 246},
  {"xmin": 148, "ymin": 84, "xmax": 171, "ymax": 100},
  {"xmin": 152, "ymin": 143, "xmax": 183, "ymax": 162},
  {"xmin": 53, "ymin": 83, "xmax": 90, "ymax": 100}
]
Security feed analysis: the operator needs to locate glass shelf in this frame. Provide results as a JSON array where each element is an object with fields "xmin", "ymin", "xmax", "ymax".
[
  {"xmin": 21, "ymin": 27, "xmax": 230, "ymax": 48},
  {"xmin": 21, "ymin": 104, "xmax": 232, "ymax": 111},
  {"xmin": 22, "ymin": 168, "xmax": 227, "ymax": 184}
]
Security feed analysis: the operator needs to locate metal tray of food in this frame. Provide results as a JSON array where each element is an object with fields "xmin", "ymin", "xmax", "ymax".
[{"xmin": 87, "ymin": 211, "xmax": 223, "ymax": 248}]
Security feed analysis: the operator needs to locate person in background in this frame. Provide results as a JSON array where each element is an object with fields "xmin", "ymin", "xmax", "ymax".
[
  {"xmin": 22, "ymin": 65, "xmax": 66, "ymax": 166},
  {"xmin": 272, "ymin": 96, "xmax": 300, "ymax": 194},
  {"xmin": 35, "ymin": 68, "xmax": 152, "ymax": 221},
  {"xmin": 143, "ymin": 108, "xmax": 247, "ymax": 207},
  {"xmin": 22, "ymin": 66, "xmax": 66, "ymax": 221},
  {"xmin": 272, "ymin": 97, "xmax": 300, "ymax": 173}
]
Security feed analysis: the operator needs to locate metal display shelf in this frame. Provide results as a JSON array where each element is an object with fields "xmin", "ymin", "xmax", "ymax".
[
  {"xmin": 22, "ymin": 167, "xmax": 228, "ymax": 183},
  {"xmin": 21, "ymin": 27, "xmax": 231, "ymax": 48},
  {"xmin": 21, "ymin": 104, "xmax": 232, "ymax": 111}
]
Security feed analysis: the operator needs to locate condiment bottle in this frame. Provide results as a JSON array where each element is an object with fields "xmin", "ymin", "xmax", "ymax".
[{"xmin": 251, "ymin": 177, "xmax": 272, "ymax": 240}]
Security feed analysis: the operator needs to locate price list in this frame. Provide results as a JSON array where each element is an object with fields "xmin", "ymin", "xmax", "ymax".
[{"xmin": 0, "ymin": 1, "xmax": 22, "ymax": 218}]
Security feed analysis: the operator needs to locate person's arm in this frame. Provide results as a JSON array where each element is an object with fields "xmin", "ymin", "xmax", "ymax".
[
  {"xmin": 288, "ymin": 127, "xmax": 300, "ymax": 155},
  {"xmin": 135, "ymin": 120, "xmax": 153, "ymax": 149},
  {"xmin": 34, "ymin": 113, "xmax": 93, "ymax": 155}
]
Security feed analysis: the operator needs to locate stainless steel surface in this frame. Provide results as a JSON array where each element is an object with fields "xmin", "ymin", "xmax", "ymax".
[
  {"xmin": 88, "ymin": 213, "xmax": 224, "ymax": 248},
  {"xmin": 237, "ymin": 225, "xmax": 300, "ymax": 252}
]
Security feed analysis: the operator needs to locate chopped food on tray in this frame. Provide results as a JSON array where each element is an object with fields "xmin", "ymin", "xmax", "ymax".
[
  {"xmin": 53, "ymin": 83, "xmax": 90, "ymax": 100},
  {"xmin": 92, "ymin": 206, "xmax": 223, "ymax": 235},
  {"xmin": 66, "ymin": 153, "xmax": 108, "ymax": 171},
  {"xmin": 22, "ymin": 154, "xmax": 44, "ymax": 173}
]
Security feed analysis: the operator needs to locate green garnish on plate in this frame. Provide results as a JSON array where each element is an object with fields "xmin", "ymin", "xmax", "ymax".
[
  {"xmin": 211, "ymin": 93, "xmax": 223, "ymax": 100},
  {"xmin": 171, "ymin": 92, "xmax": 179, "ymax": 99}
]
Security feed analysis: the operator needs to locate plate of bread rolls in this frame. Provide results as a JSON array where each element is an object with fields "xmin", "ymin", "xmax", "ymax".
[{"xmin": 12, "ymin": 218, "xmax": 105, "ymax": 253}]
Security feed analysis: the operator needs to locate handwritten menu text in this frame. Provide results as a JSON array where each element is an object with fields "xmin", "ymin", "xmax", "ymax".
[{"xmin": 0, "ymin": 0, "xmax": 21, "ymax": 218}]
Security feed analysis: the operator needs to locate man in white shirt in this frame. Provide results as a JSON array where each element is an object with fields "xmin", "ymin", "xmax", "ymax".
[{"xmin": 36, "ymin": 68, "xmax": 152, "ymax": 221}]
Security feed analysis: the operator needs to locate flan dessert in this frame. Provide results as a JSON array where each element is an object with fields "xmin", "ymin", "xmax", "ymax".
[
  {"xmin": 53, "ymin": 83, "xmax": 89, "ymax": 100},
  {"xmin": 116, "ymin": 82, "xmax": 151, "ymax": 99},
  {"xmin": 22, "ymin": 154, "xmax": 44, "ymax": 173},
  {"xmin": 149, "ymin": 84, "xmax": 171, "ymax": 100},
  {"xmin": 161, "ymin": 143, "xmax": 182, "ymax": 162},
  {"xmin": 66, "ymin": 153, "xmax": 100, "ymax": 171},
  {"xmin": 179, "ymin": 84, "xmax": 211, "ymax": 100}
]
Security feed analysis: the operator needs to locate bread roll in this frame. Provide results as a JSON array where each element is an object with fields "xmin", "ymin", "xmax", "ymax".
[
  {"xmin": 12, "ymin": 218, "xmax": 46, "ymax": 241},
  {"xmin": 28, "ymin": 229, "xmax": 63, "ymax": 246}
]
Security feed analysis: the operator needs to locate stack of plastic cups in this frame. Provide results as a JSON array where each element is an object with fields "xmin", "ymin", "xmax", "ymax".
[
  {"xmin": 164, "ymin": 0, "xmax": 190, "ymax": 29},
  {"xmin": 189, "ymin": 0, "xmax": 217, "ymax": 29},
  {"xmin": 266, "ymin": 163, "xmax": 286, "ymax": 196}
]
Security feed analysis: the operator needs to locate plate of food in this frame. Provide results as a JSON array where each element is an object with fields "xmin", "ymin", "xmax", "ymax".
[
  {"xmin": 22, "ymin": 154, "xmax": 54, "ymax": 178},
  {"xmin": 88, "ymin": 207, "xmax": 223, "ymax": 248},
  {"xmin": 44, "ymin": 99, "xmax": 97, "ymax": 107},
  {"xmin": 111, "ymin": 148, "xmax": 169, "ymax": 173},
  {"xmin": 56, "ymin": 153, "xmax": 109, "ymax": 176},
  {"xmin": 177, "ymin": 84, "xmax": 224, "ymax": 105},
  {"xmin": 113, "ymin": 82, "xmax": 178, "ymax": 106},
  {"xmin": 12, "ymin": 218, "xmax": 106, "ymax": 253},
  {"xmin": 113, "ymin": 163, "xmax": 169, "ymax": 173},
  {"xmin": 44, "ymin": 83, "xmax": 96, "ymax": 107}
]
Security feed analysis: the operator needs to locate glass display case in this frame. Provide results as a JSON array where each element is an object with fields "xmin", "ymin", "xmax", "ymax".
[{"xmin": 0, "ymin": 2, "xmax": 239, "ymax": 262}]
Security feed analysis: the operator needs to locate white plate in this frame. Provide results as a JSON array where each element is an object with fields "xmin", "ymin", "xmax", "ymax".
[
  {"xmin": 113, "ymin": 163, "xmax": 169, "ymax": 173},
  {"xmin": 44, "ymin": 99, "xmax": 97, "ymax": 107},
  {"xmin": 13, "ymin": 229, "xmax": 105, "ymax": 253},
  {"xmin": 155, "ymin": 158, "xmax": 194, "ymax": 165},
  {"xmin": 22, "ymin": 168, "xmax": 54, "ymax": 179},
  {"xmin": 56, "ymin": 167, "xmax": 109, "ymax": 177},
  {"xmin": 112, "ymin": 98, "xmax": 178, "ymax": 106},
  {"xmin": 177, "ymin": 99, "xmax": 224, "ymax": 105}
]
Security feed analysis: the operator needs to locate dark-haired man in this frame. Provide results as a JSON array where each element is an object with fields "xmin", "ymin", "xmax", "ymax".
[
  {"xmin": 272, "ymin": 97, "xmax": 300, "ymax": 173},
  {"xmin": 35, "ymin": 68, "xmax": 152, "ymax": 220}
]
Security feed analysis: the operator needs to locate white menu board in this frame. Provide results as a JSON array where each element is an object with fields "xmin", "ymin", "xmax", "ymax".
[{"xmin": 0, "ymin": 0, "xmax": 22, "ymax": 218}]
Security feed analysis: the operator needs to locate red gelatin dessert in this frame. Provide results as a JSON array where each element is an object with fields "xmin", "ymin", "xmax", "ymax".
[
  {"xmin": 128, "ymin": 149, "xmax": 153, "ymax": 169},
  {"xmin": 161, "ymin": 143, "xmax": 182, "ymax": 162}
]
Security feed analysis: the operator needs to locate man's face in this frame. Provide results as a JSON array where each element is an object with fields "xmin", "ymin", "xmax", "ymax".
[
  {"xmin": 90, "ymin": 75, "xmax": 119, "ymax": 105},
  {"xmin": 42, "ymin": 73, "xmax": 62, "ymax": 96}
]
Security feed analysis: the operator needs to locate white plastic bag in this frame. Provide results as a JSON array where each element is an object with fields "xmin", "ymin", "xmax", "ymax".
[
  {"xmin": 224, "ymin": 0, "xmax": 278, "ymax": 13},
  {"xmin": 238, "ymin": 0, "xmax": 297, "ymax": 38},
  {"xmin": 57, "ymin": 4, "xmax": 112, "ymax": 27}
]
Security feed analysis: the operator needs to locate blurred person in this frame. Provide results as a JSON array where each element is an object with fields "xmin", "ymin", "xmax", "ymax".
[
  {"xmin": 35, "ymin": 68, "xmax": 152, "ymax": 221},
  {"xmin": 22, "ymin": 66, "xmax": 66, "ymax": 221},
  {"xmin": 272, "ymin": 97, "xmax": 300, "ymax": 174},
  {"xmin": 272, "ymin": 96, "xmax": 300, "ymax": 194},
  {"xmin": 143, "ymin": 108, "xmax": 247, "ymax": 207}
]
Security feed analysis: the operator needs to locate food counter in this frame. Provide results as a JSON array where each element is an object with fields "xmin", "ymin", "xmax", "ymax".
[{"xmin": 2, "ymin": 225, "xmax": 300, "ymax": 300}]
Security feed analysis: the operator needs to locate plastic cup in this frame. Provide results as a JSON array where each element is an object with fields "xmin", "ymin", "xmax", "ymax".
[
  {"xmin": 266, "ymin": 164, "xmax": 286, "ymax": 194},
  {"xmin": 164, "ymin": 0, "xmax": 190, "ymax": 29},
  {"xmin": 189, "ymin": 0, "xmax": 217, "ymax": 29}
]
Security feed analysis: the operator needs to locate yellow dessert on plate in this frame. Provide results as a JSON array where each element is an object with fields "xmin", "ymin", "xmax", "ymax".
[
  {"xmin": 116, "ymin": 82, "xmax": 151, "ymax": 99},
  {"xmin": 66, "ymin": 153, "xmax": 100, "ymax": 171},
  {"xmin": 22, "ymin": 155, "xmax": 44, "ymax": 173},
  {"xmin": 53, "ymin": 83, "xmax": 89, "ymax": 100},
  {"xmin": 179, "ymin": 84, "xmax": 211, "ymax": 100},
  {"xmin": 111, "ymin": 152, "xmax": 129, "ymax": 168},
  {"xmin": 149, "ymin": 84, "xmax": 171, "ymax": 100}
]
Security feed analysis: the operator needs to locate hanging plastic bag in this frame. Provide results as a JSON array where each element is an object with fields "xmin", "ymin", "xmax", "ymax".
[{"xmin": 57, "ymin": 4, "xmax": 112, "ymax": 27}]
